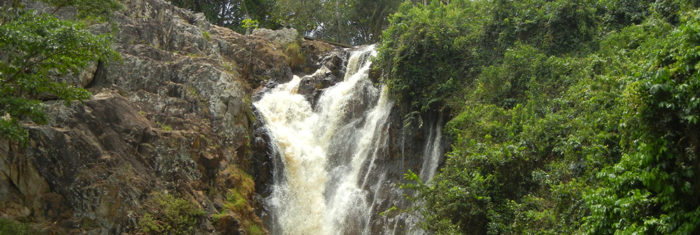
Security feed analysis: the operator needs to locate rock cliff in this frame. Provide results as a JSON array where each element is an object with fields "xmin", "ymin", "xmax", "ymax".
[{"xmin": 0, "ymin": 0, "xmax": 336, "ymax": 234}]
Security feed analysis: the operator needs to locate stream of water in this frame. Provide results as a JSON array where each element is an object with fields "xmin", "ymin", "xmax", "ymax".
[{"xmin": 254, "ymin": 46, "xmax": 442, "ymax": 235}]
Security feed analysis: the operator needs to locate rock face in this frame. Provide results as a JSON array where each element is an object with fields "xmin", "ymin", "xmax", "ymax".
[
  {"xmin": 0, "ymin": 0, "xmax": 339, "ymax": 234},
  {"xmin": 251, "ymin": 28, "xmax": 299, "ymax": 46},
  {"xmin": 296, "ymin": 50, "xmax": 349, "ymax": 106}
]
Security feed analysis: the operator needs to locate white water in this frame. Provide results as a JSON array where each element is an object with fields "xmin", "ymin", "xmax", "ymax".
[
  {"xmin": 255, "ymin": 46, "xmax": 393, "ymax": 234},
  {"xmin": 254, "ymin": 46, "xmax": 444, "ymax": 235},
  {"xmin": 419, "ymin": 113, "xmax": 443, "ymax": 183}
]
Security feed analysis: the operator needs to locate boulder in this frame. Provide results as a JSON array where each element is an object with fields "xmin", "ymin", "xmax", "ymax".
[
  {"xmin": 251, "ymin": 28, "xmax": 299, "ymax": 46},
  {"xmin": 297, "ymin": 50, "xmax": 349, "ymax": 106}
]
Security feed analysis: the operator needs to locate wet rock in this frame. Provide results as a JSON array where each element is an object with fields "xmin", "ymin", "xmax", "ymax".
[
  {"xmin": 300, "ymin": 40, "xmax": 336, "ymax": 74},
  {"xmin": 296, "ymin": 50, "xmax": 349, "ymax": 106},
  {"xmin": 250, "ymin": 107, "xmax": 274, "ymax": 198}
]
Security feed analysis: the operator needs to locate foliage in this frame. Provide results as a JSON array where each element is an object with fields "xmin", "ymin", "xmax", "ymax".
[
  {"xmin": 39, "ymin": 0, "xmax": 122, "ymax": 21},
  {"xmin": 386, "ymin": 0, "xmax": 700, "ymax": 234},
  {"xmin": 224, "ymin": 189, "xmax": 249, "ymax": 213},
  {"xmin": 167, "ymin": 0, "xmax": 279, "ymax": 33},
  {"xmin": 0, "ymin": 1, "xmax": 119, "ymax": 143},
  {"xmin": 218, "ymin": 165, "xmax": 255, "ymax": 214},
  {"xmin": 347, "ymin": 0, "xmax": 403, "ymax": 44},
  {"xmin": 376, "ymin": 0, "xmax": 604, "ymax": 116},
  {"xmin": 241, "ymin": 18, "xmax": 259, "ymax": 33},
  {"xmin": 584, "ymin": 9, "xmax": 700, "ymax": 234},
  {"xmin": 0, "ymin": 218, "xmax": 37, "ymax": 235},
  {"xmin": 201, "ymin": 30, "xmax": 211, "ymax": 40},
  {"xmin": 271, "ymin": 0, "xmax": 324, "ymax": 33},
  {"xmin": 248, "ymin": 224, "xmax": 264, "ymax": 235},
  {"xmin": 137, "ymin": 193, "xmax": 205, "ymax": 235},
  {"xmin": 169, "ymin": 0, "xmax": 402, "ymax": 44},
  {"xmin": 484, "ymin": 0, "xmax": 598, "ymax": 56},
  {"xmin": 376, "ymin": 0, "xmax": 485, "ymax": 114}
]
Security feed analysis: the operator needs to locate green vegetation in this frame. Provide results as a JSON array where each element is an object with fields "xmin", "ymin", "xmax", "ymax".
[
  {"xmin": 212, "ymin": 165, "xmax": 263, "ymax": 234},
  {"xmin": 0, "ymin": 0, "xmax": 119, "ymax": 143},
  {"xmin": 137, "ymin": 193, "xmax": 204, "ymax": 235},
  {"xmin": 167, "ymin": 0, "xmax": 403, "ymax": 44},
  {"xmin": 241, "ymin": 18, "xmax": 259, "ymax": 33},
  {"xmin": 380, "ymin": 0, "xmax": 700, "ymax": 234},
  {"xmin": 167, "ymin": 0, "xmax": 278, "ymax": 33},
  {"xmin": 216, "ymin": 165, "xmax": 255, "ymax": 216},
  {"xmin": 201, "ymin": 30, "xmax": 211, "ymax": 40},
  {"xmin": 6, "ymin": 0, "xmax": 700, "ymax": 234},
  {"xmin": 0, "ymin": 218, "xmax": 37, "ymax": 235},
  {"xmin": 224, "ymin": 188, "xmax": 248, "ymax": 212},
  {"xmin": 156, "ymin": 121, "xmax": 173, "ymax": 131},
  {"xmin": 248, "ymin": 224, "xmax": 264, "ymax": 235},
  {"xmin": 283, "ymin": 42, "xmax": 304, "ymax": 71}
]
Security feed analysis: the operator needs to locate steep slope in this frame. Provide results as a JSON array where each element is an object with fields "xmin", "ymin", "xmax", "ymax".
[{"xmin": 0, "ymin": 0, "xmax": 334, "ymax": 234}]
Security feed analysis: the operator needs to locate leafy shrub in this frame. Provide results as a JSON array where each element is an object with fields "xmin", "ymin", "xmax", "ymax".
[
  {"xmin": 583, "ymin": 10, "xmax": 700, "ymax": 234},
  {"xmin": 376, "ymin": 0, "xmax": 483, "ymax": 114},
  {"xmin": 0, "ymin": 1, "xmax": 119, "ymax": 143},
  {"xmin": 392, "ymin": 1, "xmax": 700, "ymax": 234}
]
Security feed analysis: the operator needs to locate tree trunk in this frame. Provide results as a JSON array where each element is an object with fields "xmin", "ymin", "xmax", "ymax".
[{"xmin": 336, "ymin": 0, "xmax": 341, "ymax": 42}]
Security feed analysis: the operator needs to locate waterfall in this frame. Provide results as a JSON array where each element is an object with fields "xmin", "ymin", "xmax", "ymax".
[
  {"xmin": 419, "ymin": 113, "xmax": 443, "ymax": 183},
  {"xmin": 254, "ymin": 45, "xmax": 443, "ymax": 235}
]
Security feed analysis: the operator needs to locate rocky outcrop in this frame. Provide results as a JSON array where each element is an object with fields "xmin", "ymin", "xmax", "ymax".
[
  {"xmin": 251, "ymin": 28, "xmax": 299, "ymax": 46},
  {"xmin": 0, "ymin": 0, "xmax": 340, "ymax": 234},
  {"xmin": 296, "ymin": 50, "xmax": 349, "ymax": 106}
]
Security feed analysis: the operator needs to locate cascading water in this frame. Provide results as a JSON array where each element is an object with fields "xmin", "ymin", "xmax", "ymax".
[
  {"xmin": 419, "ymin": 113, "xmax": 443, "ymax": 183},
  {"xmin": 254, "ymin": 45, "xmax": 443, "ymax": 234}
]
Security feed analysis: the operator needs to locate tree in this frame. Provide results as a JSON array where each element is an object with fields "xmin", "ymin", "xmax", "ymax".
[
  {"xmin": 0, "ymin": 0, "xmax": 119, "ymax": 142},
  {"xmin": 346, "ymin": 0, "xmax": 402, "ymax": 44},
  {"xmin": 278, "ymin": 0, "xmax": 401, "ymax": 44},
  {"xmin": 167, "ymin": 0, "xmax": 402, "ymax": 45},
  {"xmin": 376, "ymin": 0, "xmax": 482, "ymax": 114},
  {"xmin": 584, "ymin": 8, "xmax": 700, "ymax": 234},
  {"xmin": 167, "ymin": 0, "xmax": 278, "ymax": 33},
  {"xmin": 382, "ymin": 0, "xmax": 700, "ymax": 234},
  {"xmin": 272, "ymin": 0, "xmax": 324, "ymax": 34}
]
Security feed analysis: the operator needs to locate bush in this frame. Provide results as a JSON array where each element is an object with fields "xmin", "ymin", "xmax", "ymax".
[
  {"xmin": 393, "ymin": 2, "xmax": 700, "ymax": 234},
  {"xmin": 0, "ymin": 1, "xmax": 119, "ymax": 143},
  {"xmin": 376, "ymin": 0, "xmax": 484, "ymax": 114},
  {"xmin": 583, "ymin": 10, "xmax": 700, "ymax": 234}
]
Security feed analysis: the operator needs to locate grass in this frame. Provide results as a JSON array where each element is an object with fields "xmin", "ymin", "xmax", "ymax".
[
  {"xmin": 156, "ymin": 121, "xmax": 173, "ymax": 131},
  {"xmin": 0, "ymin": 218, "xmax": 37, "ymax": 235},
  {"xmin": 202, "ymin": 31, "xmax": 211, "ymax": 41}
]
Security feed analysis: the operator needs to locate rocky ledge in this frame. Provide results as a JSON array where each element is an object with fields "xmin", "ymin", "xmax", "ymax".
[{"xmin": 0, "ymin": 0, "xmax": 338, "ymax": 234}]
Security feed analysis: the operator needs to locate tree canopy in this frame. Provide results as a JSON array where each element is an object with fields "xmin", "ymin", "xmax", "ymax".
[
  {"xmin": 376, "ymin": 0, "xmax": 700, "ymax": 234},
  {"xmin": 0, "ymin": 0, "xmax": 119, "ymax": 142},
  {"xmin": 4, "ymin": 0, "xmax": 700, "ymax": 234},
  {"xmin": 167, "ymin": 0, "xmax": 403, "ymax": 45}
]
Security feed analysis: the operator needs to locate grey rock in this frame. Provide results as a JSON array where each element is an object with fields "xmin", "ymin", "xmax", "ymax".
[
  {"xmin": 251, "ymin": 28, "xmax": 299, "ymax": 46},
  {"xmin": 0, "ymin": 0, "xmax": 345, "ymax": 233},
  {"xmin": 297, "ymin": 50, "xmax": 349, "ymax": 106}
]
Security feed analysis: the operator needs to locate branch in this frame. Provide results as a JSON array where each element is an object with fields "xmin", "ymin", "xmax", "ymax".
[{"xmin": 3, "ymin": 50, "xmax": 43, "ymax": 86}]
